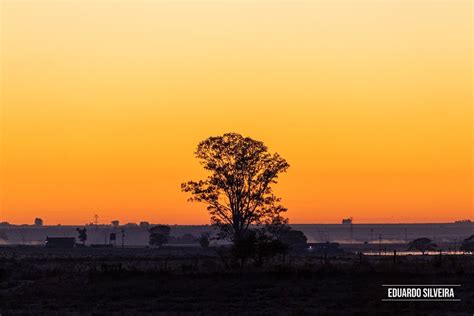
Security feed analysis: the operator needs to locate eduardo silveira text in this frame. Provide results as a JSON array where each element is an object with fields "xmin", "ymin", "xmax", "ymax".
[
  {"xmin": 382, "ymin": 285, "xmax": 460, "ymax": 302},
  {"xmin": 387, "ymin": 288, "xmax": 454, "ymax": 298}
]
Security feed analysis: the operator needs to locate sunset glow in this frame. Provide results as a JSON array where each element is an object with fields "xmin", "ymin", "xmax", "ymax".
[{"xmin": 0, "ymin": 0, "xmax": 472, "ymax": 225}]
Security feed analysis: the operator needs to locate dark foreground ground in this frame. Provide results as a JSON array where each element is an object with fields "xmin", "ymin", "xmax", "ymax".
[{"xmin": 0, "ymin": 247, "xmax": 473, "ymax": 315}]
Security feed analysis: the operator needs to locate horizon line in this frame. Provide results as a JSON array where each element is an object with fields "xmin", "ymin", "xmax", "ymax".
[{"xmin": 1, "ymin": 221, "xmax": 472, "ymax": 227}]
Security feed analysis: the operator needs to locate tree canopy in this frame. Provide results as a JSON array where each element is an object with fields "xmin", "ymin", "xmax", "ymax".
[
  {"xmin": 407, "ymin": 237, "xmax": 437, "ymax": 255},
  {"xmin": 76, "ymin": 228, "xmax": 87, "ymax": 245},
  {"xmin": 182, "ymin": 133, "xmax": 290, "ymax": 241},
  {"xmin": 460, "ymin": 235, "xmax": 474, "ymax": 253},
  {"xmin": 149, "ymin": 225, "xmax": 171, "ymax": 247},
  {"xmin": 279, "ymin": 229, "xmax": 308, "ymax": 246}
]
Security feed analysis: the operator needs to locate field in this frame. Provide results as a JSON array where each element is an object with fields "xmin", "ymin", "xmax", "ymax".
[{"xmin": 0, "ymin": 246, "xmax": 473, "ymax": 315}]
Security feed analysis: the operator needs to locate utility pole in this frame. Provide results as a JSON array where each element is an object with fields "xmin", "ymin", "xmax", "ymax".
[
  {"xmin": 379, "ymin": 234, "xmax": 382, "ymax": 256},
  {"xmin": 94, "ymin": 214, "xmax": 99, "ymax": 230}
]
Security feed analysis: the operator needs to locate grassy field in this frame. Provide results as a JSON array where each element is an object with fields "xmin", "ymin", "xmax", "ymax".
[{"xmin": 0, "ymin": 247, "xmax": 472, "ymax": 315}]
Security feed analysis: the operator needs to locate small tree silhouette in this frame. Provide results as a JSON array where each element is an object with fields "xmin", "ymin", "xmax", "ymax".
[
  {"xmin": 76, "ymin": 228, "xmax": 87, "ymax": 246},
  {"xmin": 279, "ymin": 229, "xmax": 307, "ymax": 246},
  {"xmin": 149, "ymin": 225, "xmax": 171, "ymax": 248},
  {"xmin": 460, "ymin": 235, "xmax": 474, "ymax": 253},
  {"xmin": 182, "ymin": 133, "xmax": 290, "ymax": 243},
  {"xmin": 408, "ymin": 238, "xmax": 437, "ymax": 255},
  {"xmin": 34, "ymin": 218, "xmax": 43, "ymax": 226},
  {"xmin": 198, "ymin": 232, "xmax": 211, "ymax": 248}
]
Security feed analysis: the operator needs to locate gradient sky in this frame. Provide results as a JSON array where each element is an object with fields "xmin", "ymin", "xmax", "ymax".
[{"xmin": 0, "ymin": 0, "xmax": 472, "ymax": 225}]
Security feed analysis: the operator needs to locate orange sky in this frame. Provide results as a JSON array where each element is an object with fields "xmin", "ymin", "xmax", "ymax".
[{"xmin": 0, "ymin": 0, "xmax": 472, "ymax": 225}]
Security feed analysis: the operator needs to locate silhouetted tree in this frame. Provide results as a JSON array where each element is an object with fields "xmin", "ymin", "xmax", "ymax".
[
  {"xmin": 111, "ymin": 220, "xmax": 120, "ymax": 228},
  {"xmin": 231, "ymin": 230, "xmax": 258, "ymax": 267},
  {"xmin": 265, "ymin": 217, "xmax": 291, "ymax": 238},
  {"xmin": 149, "ymin": 225, "xmax": 171, "ymax": 247},
  {"xmin": 279, "ymin": 229, "xmax": 307, "ymax": 246},
  {"xmin": 198, "ymin": 232, "xmax": 211, "ymax": 248},
  {"xmin": 139, "ymin": 221, "xmax": 150, "ymax": 228},
  {"xmin": 254, "ymin": 235, "xmax": 287, "ymax": 267},
  {"xmin": 408, "ymin": 238, "xmax": 437, "ymax": 255},
  {"xmin": 231, "ymin": 229, "xmax": 287, "ymax": 267},
  {"xmin": 182, "ymin": 133, "xmax": 289, "ymax": 242},
  {"xmin": 34, "ymin": 218, "xmax": 43, "ymax": 226},
  {"xmin": 76, "ymin": 228, "xmax": 87, "ymax": 246},
  {"xmin": 460, "ymin": 235, "xmax": 474, "ymax": 253}
]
